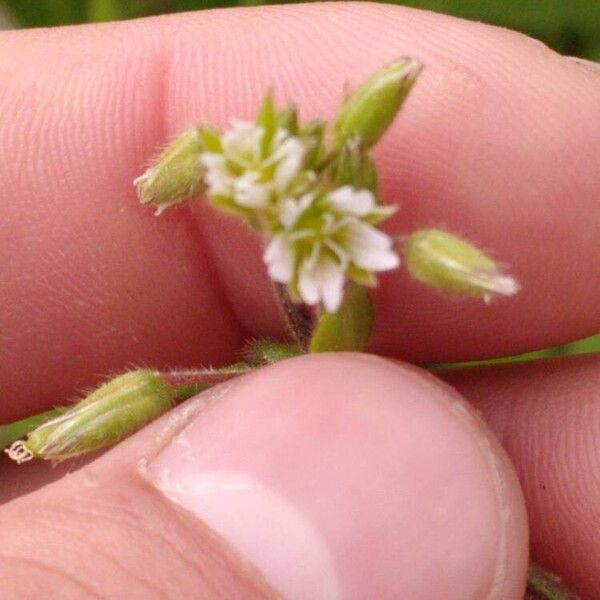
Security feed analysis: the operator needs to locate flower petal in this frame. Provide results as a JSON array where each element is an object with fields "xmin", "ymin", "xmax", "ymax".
[
  {"xmin": 274, "ymin": 137, "xmax": 305, "ymax": 191},
  {"xmin": 317, "ymin": 259, "xmax": 346, "ymax": 312},
  {"xmin": 233, "ymin": 171, "xmax": 271, "ymax": 208},
  {"xmin": 200, "ymin": 153, "xmax": 231, "ymax": 197},
  {"xmin": 279, "ymin": 193, "xmax": 315, "ymax": 229},
  {"xmin": 263, "ymin": 234, "xmax": 295, "ymax": 283},
  {"xmin": 222, "ymin": 121, "xmax": 264, "ymax": 166},
  {"xmin": 327, "ymin": 186, "xmax": 376, "ymax": 216},
  {"xmin": 345, "ymin": 222, "xmax": 400, "ymax": 271},
  {"xmin": 298, "ymin": 263, "xmax": 320, "ymax": 306}
]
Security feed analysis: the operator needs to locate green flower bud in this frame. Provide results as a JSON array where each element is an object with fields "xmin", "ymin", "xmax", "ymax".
[
  {"xmin": 332, "ymin": 57, "xmax": 422, "ymax": 150},
  {"xmin": 404, "ymin": 229, "xmax": 519, "ymax": 301},
  {"xmin": 5, "ymin": 370, "xmax": 174, "ymax": 463},
  {"xmin": 134, "ymin": 127, "xmax": 205, "ymax": 214}
]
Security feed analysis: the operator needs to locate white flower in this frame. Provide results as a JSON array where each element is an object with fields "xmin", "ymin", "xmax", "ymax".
[
  {"xmin": 199, "ymin": 121, "xmax": 306, "ymax": 210},
  {"xmin": 327, "ymin": 185, "xmax": 396, "ymax": 220},
  {"xmin": 263, "ymin": 187, "xmax": 399, "ymax": 312}
]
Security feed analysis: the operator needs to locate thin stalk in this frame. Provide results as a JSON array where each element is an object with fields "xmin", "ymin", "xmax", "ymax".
[
  {"xmin": 0, "ymin": 408, "xmax": 61, "ymax": 449},
  {"xmin": 272, "ymin": 282, "xmax": 315, "ymax": 351},
  {"xmin": 162, "ymin": 363, "xmax": 253, "ymax": 395}
]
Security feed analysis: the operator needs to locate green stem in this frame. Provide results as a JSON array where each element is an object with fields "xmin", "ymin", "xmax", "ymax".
[
  {"xmin": 526, "ymin": 563, "xmax": 581, "ymax": 600},
  {"xmin": 1, "ymin": 365, "xmax": 254, "ymax": 453},
  {"xmin": 0, "ymin": 408, "xmax": 61, "ymax": 449},
  {"xmin": 162, "ymin": 364, "xmax": 253, "ymax": 395}
]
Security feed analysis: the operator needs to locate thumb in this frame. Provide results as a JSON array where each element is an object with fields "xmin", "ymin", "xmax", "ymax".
[{"xmin": 0, "ymin": 354, "xmax": 528, "ymax": 598}]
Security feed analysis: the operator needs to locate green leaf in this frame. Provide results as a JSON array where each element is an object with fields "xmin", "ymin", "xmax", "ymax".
[
  {"xmin": 309, "ymin": 283, "xmax": 374, "ymax": 353},
  {"xmin": 256, "ymin": 92, "xmax": 277, "ymax": 155},
  {"xmin": 199, "ymin": 126, "xmax": 222, "ymax": 153},
  {"xmin": 277, "ymin": 103, "xmax": 299, "ymax": 135}
]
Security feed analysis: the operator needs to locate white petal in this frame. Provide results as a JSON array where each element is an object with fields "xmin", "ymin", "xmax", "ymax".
[
  {"xmin": 223, "ymin": 121, "xmax": 264, "ymax": 165},
  {"xmin": 298, "ymin": 252, "xmax": 346, "ymax": 313},
  {"xmin": 297, "ymin": 264, "xmax": 320, "ymax": 306},
  {"xmin": 279, "ymin": 193, "xmax": 315, "ymax": 230},
  {"xmin": 317, "ymin": 260, "xmax": 346, "ymax": 312},
  {"xmin": 233, "ymin": 172, "xmax": 271, "ymax": 208},
  {"xmin": 274, "ymin": 138, "xmax": 305, "ymax": 191},
  {"xmin": 263, "ymin": 234, "xmax": 295, "ymax": 283},
  {"xmin": 200, "ymin": 153, "xmax": 231, "ymax": 196},
  {"xmin": 345, "ymin": 222, "xmax": 400, "ymax": 271},
  {"xmin": 327, "ymin": 186, "xmax": 376, "ymax": 216}
]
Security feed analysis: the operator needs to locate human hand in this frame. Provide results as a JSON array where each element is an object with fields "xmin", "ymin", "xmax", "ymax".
[{"xmin": 1, "ymin": 3, "xmax": 598, "ymax": 598}]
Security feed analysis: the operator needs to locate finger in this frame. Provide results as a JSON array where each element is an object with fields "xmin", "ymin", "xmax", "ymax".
[
  {"xmin": 0, "ymin": 354, "xmax": 528, "ymax": 599},
  {"xmin": 443, "ymin": 353, "xmax": 600, "ymax": 599},
  {"xmin": 2, "ymin": 4, "xmax": 599, "ymax": 420}
]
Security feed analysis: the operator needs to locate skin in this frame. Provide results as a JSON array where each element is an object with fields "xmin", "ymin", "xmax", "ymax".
[{"xmin": 0, "ymin": 3, "xmax": 598, "ymax": 598}]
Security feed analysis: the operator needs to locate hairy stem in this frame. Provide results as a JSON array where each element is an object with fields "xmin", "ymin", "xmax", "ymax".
[
  {"xmin": 162, "ymin": 364, "xmax": 253, "ymax": 399},
  {"xmin": 273, "ymin": 282, "xmax": 315, "ymax": 351}
]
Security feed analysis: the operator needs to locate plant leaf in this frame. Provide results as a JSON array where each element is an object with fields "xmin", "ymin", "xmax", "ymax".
[{"xmin": 309, "ymin": 283, "xmax": 374, "ymax": 352}]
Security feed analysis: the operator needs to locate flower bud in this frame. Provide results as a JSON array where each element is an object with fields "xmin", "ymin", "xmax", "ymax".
[
  {"xmin": 404, "ymin": 229, "xmax": 519, "ymax": 301},
  {"xmin": 5, "ymin": 370, "xmax": 174, "ymax": 463},
  {"xmin": 332, "ymin": 57, "xmax": 422, "ymax": 150},
  {"xmin": 134, "ymin": 127, "xmax": 205, "ymax": 214}
]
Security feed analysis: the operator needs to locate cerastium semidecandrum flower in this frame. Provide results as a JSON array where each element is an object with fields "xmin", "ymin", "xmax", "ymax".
[{"xmin": 4, "ymin": 57, "xmax": 519, "ymax": 462}]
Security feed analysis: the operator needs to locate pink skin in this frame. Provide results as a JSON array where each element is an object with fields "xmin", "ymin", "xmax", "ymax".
[{"xmin": 0, "ymin": 3, "xmax": 598, "ymax": 597}]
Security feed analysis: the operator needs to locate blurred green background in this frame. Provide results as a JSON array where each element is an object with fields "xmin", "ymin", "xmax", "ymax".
[
  {"xmin": 1, "ymin": 0, "xmax": 599, "ymax": 59},
  {"xmin": 1, "ymin": 0, "xmax": 597, "ymax": 363}
]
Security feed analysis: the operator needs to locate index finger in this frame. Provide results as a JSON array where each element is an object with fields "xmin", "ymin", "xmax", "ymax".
[{"xmin": 1, "ymin": 3, "xmax": 599, "ymax": 419}]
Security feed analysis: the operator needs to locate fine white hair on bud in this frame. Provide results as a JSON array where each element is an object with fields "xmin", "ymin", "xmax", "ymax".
[
  {"xmin": 404, "ymin": 229, "xmax": 520, "ymax": 301},
  {"xmin": 5, "ymin": 370, "xmax": 174, "ymax": 463},
  {"xmin": 134, "ymin": 127, "xmax": 206, "ymax": 214},
  {"xmin": 263, "ymin": 186, "xmax": 399, "ymax": 312}
]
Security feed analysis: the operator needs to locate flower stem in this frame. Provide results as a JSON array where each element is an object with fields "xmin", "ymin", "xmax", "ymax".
[
  {"xmin": 0, "ymin": 409, "xmax": 61, "ymax": 450},
  {"xmin": 273, "ymin": 282, "xmax": 315, "ymax": 351},
  {"xmin": 526, "ymin": 563, "xmax": 581, "ymax": 600},
  {"xmin": 162, "ymin": 364, "xmax": 254, "ymax": 400}
]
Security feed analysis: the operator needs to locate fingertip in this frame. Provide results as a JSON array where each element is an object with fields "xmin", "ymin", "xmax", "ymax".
[{"xmin": 146, "ymin": 353, "xmax": 528, "ymax": 598}]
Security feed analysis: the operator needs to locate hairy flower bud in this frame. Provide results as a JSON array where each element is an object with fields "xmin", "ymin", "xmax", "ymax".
[
  {"xmin": 5, "ymin": 370, "xmax": 174, "ymax": 463},
  {"xmin": 404, "ymin": 229, "xmax": 519, "ymax": 301},
  {"xmin": 332, "ymin": 57, "xmax": 422, "ymax": 150},
  {"xmin": 134, "ymin": 127, "xmax": 205, "ymax": 214}
]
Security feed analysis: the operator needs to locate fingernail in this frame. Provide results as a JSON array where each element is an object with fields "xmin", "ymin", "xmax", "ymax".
[
  {"xmin": 144, "ymin": 354, "xmax": 527, "ymax": 599},
  {"xmin": 145, "ymin": 374, "xmax": 342, "ymax": 600}
]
